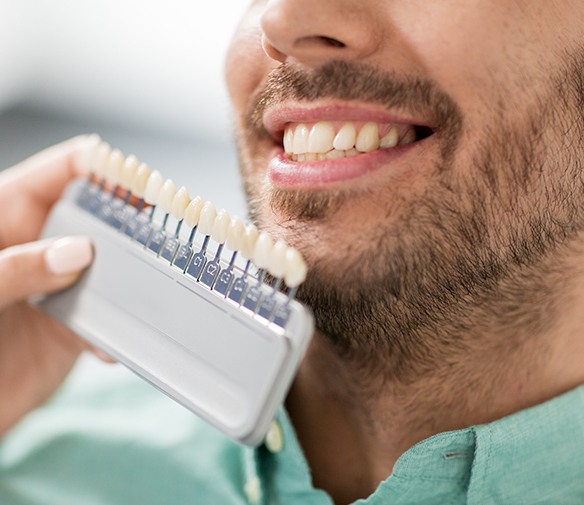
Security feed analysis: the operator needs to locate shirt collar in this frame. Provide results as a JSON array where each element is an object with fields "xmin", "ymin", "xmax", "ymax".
[{"xmin": 255, "ymin": 385, "xmax": 584, "ymax": 504}]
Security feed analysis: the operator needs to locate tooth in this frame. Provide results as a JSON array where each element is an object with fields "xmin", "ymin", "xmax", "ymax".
[
  {"xmin": 401, "ymin": 128, "xmax": 417, "ymax": 145},
  {"xmin": 325, "ymin": 149, "xmax": 345, "ymax": 160},
  {"xmin": 297, "ymin": 154, "xmax": 306, "ymax": 162},
  {"xmin": 355, "ymin": 122, "xmax": 380, "ymax": 152},
  {"xmin": 283, "ymin": 128, "xmax": 294, "ymax": 154},
  {"xmin": 184, "ymin": 196, "xmax": 204, "ymax": 228},
  {"xmin": 76, "ymin": 134, "xmax": 101, "ymax": 173},
  {"xmin": 105, "ymin": 149, "xmax": 124, "ymax": 187},
  {"xmin": 317, "ymin": 153, "xmax": 326, "ymax": 161},
  {"xmin": 171, "ymin": 186, "xmax": 191, "ymax": 220},
  {"xmin": 240, "ymin": 224, "xmax": 259, "ymax": 260},
  {"xmin": 198, "ymin": 201, "xmax": 217, "ymax": 236},
  {"xmin": 333, "ymin": 123, "xmax": 357, "ymax": 151},
  {"xmin": 308, "ymin": 121, "xmax": 335, "ymax": 153},
  {"xmin": 284, "ymin": 247, "xmax": 307, "ymax": 288},
  {"xmin": 144, "ymin": 170, "xmax": 164, "ymax": 205},
  {"xmin": 120, "ymin": 155, "xmax": 139, "ymax": 190},
  {"xmin": 212, "ymin": 209, "xmax": 231, "ymax": 244},
  {"xmin": 158, "ymin": 179, "xmax": 177, "ymax": 214},
  {"xmin": 226, "ymin": 216, "xmax": 245, "ymax": 251},
  {"xmin": 380, "ymin": 127, "xmax": 399, "ymax": 148},
  {"xmin": 345, "ymin": 148, "xmax": 359, "ymax": 158},
  {"xmin": 92, "ymin": 142, "xmax": 111, "ymax": 179},
  {"xmin": 254, "ymin": 232, "xmax": 274, "ymax": 270},
  {"xmin": 292, "ymin": 124, "xmax": 309, "ymax": 154},
  {"xmin": 269, "ymin": 239, "xmax": 288, "ymax": 279},
  {"xmin": 306, "ymin": 153, "xmax": 318, "ymax": 161},
  {"xmin": 131, "ymin": 163, "xmax": 151, "ymax": 199},
  {"xmin": 291, "ymin": 154, "xmax": 298, "ymax": 162}
]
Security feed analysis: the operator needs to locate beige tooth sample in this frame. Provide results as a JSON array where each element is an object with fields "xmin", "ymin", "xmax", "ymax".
[
  {"xmin": 308, "ymin": 121, "xmax": 335, "ymax": 153},
  {"xmin": 144, "ymin": 170, "xmax": 164, "ymax": 205},
  {"xmin": 184, "ymin": 196, "xmax": 204, "ymax": 228},
  {"xmin": 380, "ymin": 127, "xmax": 399, "ymax": 148},
  {"xmin": 226, "ymin": 216, "xmax": 245, "ymax": 251},
  {"xmin": 198, "ymin": 201, "xmax": 217, "ymax": 236},
  {"xmin": 284, "ymin": 247, "xmax": 307, "ymax": 288},
  {"xmin": 355, "ymin": 122, "xmax": 380, "ymax": 152},
  {"xmin": 345, "ymin": 148, "xmax": 359, "ymax": 158},
  {"xmin": 131, "ymin": 163, "xmax": 151, "ymax": 199},
  {"xmin": 158, "ymin": 179, "xmax": 177, "ymax": 214},
  {"xmin": 170, "ymin": 187, "xmax": 190, "ymax": 220},
  {"xmin": 292, "ymin": 124, "xmax": 309, "ymax": 154},
  {"xmin": 254, "ymin": 232, "xmax": 274, "ymax": 270},
  {"xmin": 120, "ymin": 155, "xmax": 139, "ymax": 190},
  {"xmin": 240, "ymin": 224, "xmax": 259, "ymax": 260},
  {"xmin": 269, "ymin": 239, "xmax": 288, "ymax": 279},
  {"xmin": 326, "ymin": 149, "xmax": 345, "ymax": 160},
  {"xmin": 212, "ymin": 209, "xmax": 231, "ymax": 244},
  {"xmin": 333, "ymin": 123, "xmax": 357, "ymax": 151},
  {"xmin": 283, "ymin": 129, "xmax": 294, "ymax": 154},
  {"xmin": 105, "ymin": 149, "xmax": 124, "ymax": 186}
]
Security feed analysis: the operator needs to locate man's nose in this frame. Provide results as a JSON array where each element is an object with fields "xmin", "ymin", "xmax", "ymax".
[{"xmin": 260, "ymin": 0, "xmax": 381, "ymax": 66}]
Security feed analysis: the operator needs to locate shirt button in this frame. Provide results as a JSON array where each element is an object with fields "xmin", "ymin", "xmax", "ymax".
[
  {"xmin": 265, "ymin": 420, "xmax": 284, "ymax": 453},
  {"xmin": 244, "ymin": 475, "xmax": 261, "ymax": 504}
]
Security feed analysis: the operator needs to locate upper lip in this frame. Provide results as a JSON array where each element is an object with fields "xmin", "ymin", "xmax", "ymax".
[{"xmin": 262, "ymin": 101, "xmax": 435, "ymax": 142}]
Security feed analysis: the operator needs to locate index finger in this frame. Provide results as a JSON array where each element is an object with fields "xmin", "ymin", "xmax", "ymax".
[{"xmin": 0, "ymin": 134, "xmax": 100, "ymax": 208}]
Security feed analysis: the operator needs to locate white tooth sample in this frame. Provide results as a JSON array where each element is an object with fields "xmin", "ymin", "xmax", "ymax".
[
  {"xmin": 158, "ymin": 179, "xmax": 177, "ymax": 214},
  {"xmin": 198, "ymin": 201, "xmax": 217, "ymax": 236},
  {"xmin": 144, "ymin": 170, "xmax": 164, "ymax": 205},
  {"xmin": 284, "ymin": 247, "xmax": 307, "ymax": 288},
  {"xmin": 283, "ymin": 128, "xmax": 294, "ymax": 154},
  {"xmin": 105, "ymin": 149, "xmax": 124, "ymax": 186},
  {"xmin": 131, "ymin": 163, "xmax": 151, "ymax": 199},
  {"xmin": 292, "ymin": 124, "xmax": 309, "ymax": 154},
  {"xmin": 254, "ymin": 232, "xmax": 274, "ymax": 270},
  {"xmin": 226, "ymin": 216, "xmax": 245, "ymax": 251},
  {"xmin": 379, "ymin": 127, "xmax": 399, "ymax": 148},
  {"xmin": 212, "ymin": 209, "xmax": 231, "ymax": 244},
  {"xmin": 326, "ymin": 149, "xmax": 345, "ymax": 160},
  {"xmin": 308, "ymin": 121, "xmax": 335, "ymax": 153},
  {"xmin": 401, "ymin": 128, "xmax": 417, "ymax": 145},
  {"xmin": 170, "ymin": 187, "xmax": 190, "ymax": 220},
  {"xmin": 120, "ymin": 155, "xmax": 139, "ymax": 190},
  {"xmin": 184, "ymin": 196, "xmax": 204, "ymax": 228},
  {"xmin": 240, "ymin": 224, "xmax": 259, "ymax": 260},
  {"xmin": 355, "ymin": 122, "xmax": 380, "ymax": 152},
  {"xmin": 333, "ymin": 123, "xmax": 357, "ymax": 151},
  {"xmin": 92, "ymin": 142, "xmax": 111, "ymax": 179},
  {"xmin": 269, "ymin": 239, "xmax": 287, "ymax": 279},
  {"xmin": 75, "ymin": 134, "xmax": 101, "ymax": 173}
]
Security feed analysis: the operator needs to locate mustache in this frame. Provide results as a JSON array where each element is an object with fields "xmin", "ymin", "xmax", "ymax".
[{"xmin": 247, "ymin": 59, "xmax": 463, "ymax": 138}]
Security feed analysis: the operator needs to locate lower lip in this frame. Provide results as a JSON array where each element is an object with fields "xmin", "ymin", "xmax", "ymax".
[{"xmin": 268, "ymin": 146, "xmax": 412, "ymax": 188}]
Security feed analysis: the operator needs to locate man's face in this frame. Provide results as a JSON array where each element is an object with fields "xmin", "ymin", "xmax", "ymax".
[{"xmin": 226, "ymin": 0, "xmax": 584, "ymax": 375}]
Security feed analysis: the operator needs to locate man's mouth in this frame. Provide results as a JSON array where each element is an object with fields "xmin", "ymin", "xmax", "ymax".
[{"xmin": 283, "ymin": 121, "xmax": 430, "ymax": 162}]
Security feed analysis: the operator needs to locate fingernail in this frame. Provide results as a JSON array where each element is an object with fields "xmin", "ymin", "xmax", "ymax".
[{"xmin": 45, "ymin": 236, "xmax": 93, "ymax": 275}]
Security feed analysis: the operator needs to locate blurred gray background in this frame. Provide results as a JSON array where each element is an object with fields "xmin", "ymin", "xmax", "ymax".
[{"xmin": 0, "ymin": 0, "xmax": 249, "ymax": 216}]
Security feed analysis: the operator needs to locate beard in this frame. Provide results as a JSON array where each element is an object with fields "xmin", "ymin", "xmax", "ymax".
[{"xmin": 237, "ymin": 57, "xmax": 584, "ymax": 382}]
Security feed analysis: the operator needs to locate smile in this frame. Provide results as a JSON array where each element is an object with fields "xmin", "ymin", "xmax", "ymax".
[{"xmin": 284, "ymin": 121, "xmax": 422, "ymax": 161}]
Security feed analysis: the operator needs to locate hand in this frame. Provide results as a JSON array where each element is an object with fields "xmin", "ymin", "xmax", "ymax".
[{"xmin": 0, "ymin": 136, "xmax": 97, "ymax": 436}]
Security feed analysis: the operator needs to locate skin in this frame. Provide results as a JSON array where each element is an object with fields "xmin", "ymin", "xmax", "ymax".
[
  {"xmin": 0, "ymin": 137, "xmax": 96, "ymax": 437},
  {"xmin": 226, "ymin": 0, "xmax": 584, "ymax": 503}
]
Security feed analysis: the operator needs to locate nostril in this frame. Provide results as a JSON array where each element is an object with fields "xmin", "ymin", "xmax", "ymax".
[{"xmin": 320, "ymin": 36, "xmax": 345, "ymax": 48}]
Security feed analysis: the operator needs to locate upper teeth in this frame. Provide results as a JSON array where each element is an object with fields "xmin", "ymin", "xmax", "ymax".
[{"xmin": 283, "ymin": 121, "xmax": 416, "ymax": 161}]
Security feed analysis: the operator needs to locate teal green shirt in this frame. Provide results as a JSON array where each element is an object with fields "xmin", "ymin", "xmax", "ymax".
[{"xmin": 2, "ymin": 363, "xmax": 584, "ymax": 504}]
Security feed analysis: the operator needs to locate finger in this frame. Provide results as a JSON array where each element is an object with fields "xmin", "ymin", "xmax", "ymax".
[
  {"xmin": 0, "ymin": 236, "xmax": 93, "ymax": 309},
  {"xmin": 0, "ymin": 134, "xmax": 101, "ymax": 208}
]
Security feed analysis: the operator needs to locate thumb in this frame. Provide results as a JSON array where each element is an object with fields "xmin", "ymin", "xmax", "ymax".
[{"xmin": 0, "ymin": 236, "xmax": 93, "ymax": 309}]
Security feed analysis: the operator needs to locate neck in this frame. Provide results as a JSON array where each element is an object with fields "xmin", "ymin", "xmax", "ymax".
[{"xmin": 287, "ymin": 241, "xmax": 584, "ymax": 505}]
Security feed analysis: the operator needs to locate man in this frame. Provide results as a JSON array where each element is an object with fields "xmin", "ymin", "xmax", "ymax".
[{"xmin": 1, "ymin": 0, "xmax": 584, "ymax": 504}]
